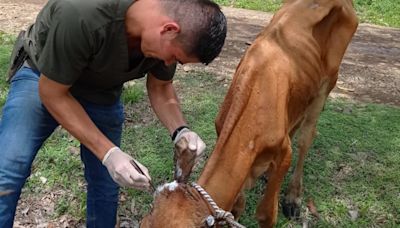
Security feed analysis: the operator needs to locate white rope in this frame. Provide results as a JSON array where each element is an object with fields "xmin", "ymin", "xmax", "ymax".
[{"xmin": 191, "ymin": 182, "xmax": 246, "ymax": 228}]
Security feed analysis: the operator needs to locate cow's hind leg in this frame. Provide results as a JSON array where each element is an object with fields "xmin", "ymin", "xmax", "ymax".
[
  {"xmin": 283, "ymin": 93, "xmax": 328, "ymax": 219},
  {"xmin": 256, "ymin": 138, "xmax": 292, "ymax": 228}
]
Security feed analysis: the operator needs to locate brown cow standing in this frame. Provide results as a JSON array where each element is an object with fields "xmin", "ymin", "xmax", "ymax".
[{"xmin": 141, "ymin": 0, "xmax": 358, "ymax": 227}]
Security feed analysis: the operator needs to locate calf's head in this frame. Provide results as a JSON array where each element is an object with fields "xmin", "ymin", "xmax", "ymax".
[{"xmin": 140, "ymin": 182, "xmax": 214, "ymax": 228}]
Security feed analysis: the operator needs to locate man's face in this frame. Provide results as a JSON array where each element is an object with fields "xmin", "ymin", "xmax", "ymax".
[
  {"xmin": 140, "ymin": 24, "xmax": 199, "ymax": 66},
  {"xmin": 143, "ymin": 38, "xmax": 199, "ymax": 66},
  {"xmin": 158, "ymin": 41, "xmax": 199, "ymax": 66}
]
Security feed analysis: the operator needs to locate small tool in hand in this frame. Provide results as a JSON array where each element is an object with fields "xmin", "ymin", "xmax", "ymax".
[{"xmin": 130, "ymin": 160, "xmax": 156, "ymax": 192}]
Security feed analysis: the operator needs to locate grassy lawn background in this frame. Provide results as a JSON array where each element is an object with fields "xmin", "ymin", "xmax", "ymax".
[
  {"xmin": 214, "ymin": 0, "xmax": 400, "ymax": 28},
  {"xmin": 1, "ymin": 0, "xmax": 400, "ymax": 226}
]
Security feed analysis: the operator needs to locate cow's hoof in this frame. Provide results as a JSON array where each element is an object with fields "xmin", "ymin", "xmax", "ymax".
[
  {"xmin": 282, "ymin": 201, "xmax": 301, "ymax": 219},
  {"xmin": 260, "ymin": 173, "xmax": 269, "ymax": 184}
]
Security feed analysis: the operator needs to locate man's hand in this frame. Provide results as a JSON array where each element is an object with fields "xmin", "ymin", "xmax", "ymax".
[
  {"xmin": 102, "ymin": 147, "xmax": 151, "ymax": 190},
  {"xmin": 173, "ymin": 127, "xmax": 206, "ymax": 160}
]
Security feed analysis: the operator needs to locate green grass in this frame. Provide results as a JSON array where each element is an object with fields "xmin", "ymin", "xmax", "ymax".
[
  {"xmin": 15, "ymin": 69, "xmax": 399, "ymax": 226},
  {"xmin": 214, "ymin": 0, "xmax": 400, "ymax": 28},
  {"xmin": 121, "ymin": 83, "xmax": 145, "ymax": 105},
  {"xmin": 25, "ymin": 128, "xmax": 86, "ymax": 218},
  {"xmin": 279, "ymin": 101, "xmax": 400, "ymax": 227},
  {"xmin": 354, "ymin": 0, "xmax": 400, "ymax": 27},
  {"xmin": 123, "ymin": 74, "xmax": 400, "ymax": 227},
  {"xmin": 26, "ymin": 72, "xmax": 400, "ymax": 226},
  {"xmin": 215, "ymin": 0, "xmax": 282, "ymax": 12},
  {"xmin": 0, "ymin": 32, "xmax": 13, "ymax": 107}
]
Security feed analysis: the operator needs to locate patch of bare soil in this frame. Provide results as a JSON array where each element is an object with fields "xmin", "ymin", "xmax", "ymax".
[
  {"xmin": 211, "ymin": 8, "xmax": 400, "ymax": 106},
  {"xmin": 13, "ymin": 189, "xmax": 85, "ymax": 228},
  {"xmin": 0, "ymin": 0, "xmax": 399, "ymax": 227}
]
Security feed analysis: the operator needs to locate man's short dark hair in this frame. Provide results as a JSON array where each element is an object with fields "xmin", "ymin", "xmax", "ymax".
[{"xmin": 160, "ymin": 0, "xmax": 227, "ymax": 65}]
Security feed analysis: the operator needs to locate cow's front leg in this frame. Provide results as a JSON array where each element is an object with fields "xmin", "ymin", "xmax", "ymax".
[
  {"xmin": 256, "ymin": 139, "xmax": 292, "ymax": 227},
  {"xmin": 231, "ymin": 190, "xmax": 246, "ymax": 219}
]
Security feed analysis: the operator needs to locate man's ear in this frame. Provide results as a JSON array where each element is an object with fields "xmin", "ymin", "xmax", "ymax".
[{"xmin": 161, "ymin": 22, "xmax": 180, "ymax": 39}]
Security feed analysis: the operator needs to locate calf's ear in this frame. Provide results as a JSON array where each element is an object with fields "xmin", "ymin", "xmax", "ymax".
[{"xmin": 173, "ymin": 137, "xmax": 196, "ymax": 183}]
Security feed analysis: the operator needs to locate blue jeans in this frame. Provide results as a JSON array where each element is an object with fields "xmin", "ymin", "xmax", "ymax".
[{"xmin": 0, "ymin": 67, "xmax": 123, "ymax": 228}]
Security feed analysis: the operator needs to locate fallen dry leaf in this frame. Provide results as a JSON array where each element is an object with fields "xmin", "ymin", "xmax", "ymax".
[
  {"xmin": 348, "ymin": 209, "xmax": 359, "ymax": 221},
  {"xmin": 307, "ymin": 198, "xmax": 320, "ymax": 219},
  {"xmin": 337, "ymin": 85, "xmax": 355, "ymax": 92}
]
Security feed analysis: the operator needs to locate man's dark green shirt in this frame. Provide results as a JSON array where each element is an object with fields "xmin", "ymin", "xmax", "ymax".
[{"xmin": 24, "ymin": 0, "xmax": 176, "ymax": 105}]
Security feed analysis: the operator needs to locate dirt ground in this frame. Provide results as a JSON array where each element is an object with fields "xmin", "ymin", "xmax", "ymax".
[{"xmin": 0, "ymin": 0, "xmax": 399, "ymax": 227}]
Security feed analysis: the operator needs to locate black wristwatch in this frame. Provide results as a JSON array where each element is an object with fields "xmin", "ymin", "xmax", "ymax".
[{"xmin": 171, "ymin": 125, "xmax": 189, "ymax": 141}]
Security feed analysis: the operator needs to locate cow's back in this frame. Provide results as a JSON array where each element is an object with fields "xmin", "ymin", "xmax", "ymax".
[
  {"xmin": 272, "ymin": 0, "xmax": 357, "ymax": 89},
  {"xmin": 226, "ymin": 0, "xmax": 359, "ymax": 127}
]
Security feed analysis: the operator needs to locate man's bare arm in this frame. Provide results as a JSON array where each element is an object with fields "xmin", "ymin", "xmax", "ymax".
[
  {"xmin": 38, "ymin": 74, "xmax": 114, "ymax": 160},
  {"xmin": 146, "ymin": 73, "xmax": 187, "ymax": 134}
]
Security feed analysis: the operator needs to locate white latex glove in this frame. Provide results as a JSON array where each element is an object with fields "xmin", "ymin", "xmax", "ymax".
[
  {"xmin": 102, "ymin": 147, "xmax": 151, "ymax": 190},
  {"xmin": 173, "ymin": 128, "xmax": 206, "ymax": 159}
]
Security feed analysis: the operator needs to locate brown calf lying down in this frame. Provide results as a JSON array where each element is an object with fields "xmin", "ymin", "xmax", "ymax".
[{"xmin": 141, "ymin": 0, "xmax": 358, "ymax": 227}]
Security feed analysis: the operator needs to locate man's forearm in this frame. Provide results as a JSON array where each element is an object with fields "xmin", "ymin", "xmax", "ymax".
[
  {"xmin": 39, "ymin": 75, "xmax": 114, "ymax": 160},
  {"xmin": 147, "ymin": 75, "xmax": 187, "ymax": 134}
]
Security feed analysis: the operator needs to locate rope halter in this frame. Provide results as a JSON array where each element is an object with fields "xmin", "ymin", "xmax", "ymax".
[{"xmin": 191, "ymin": 182, "xmax": 246, "ymax": 228}]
